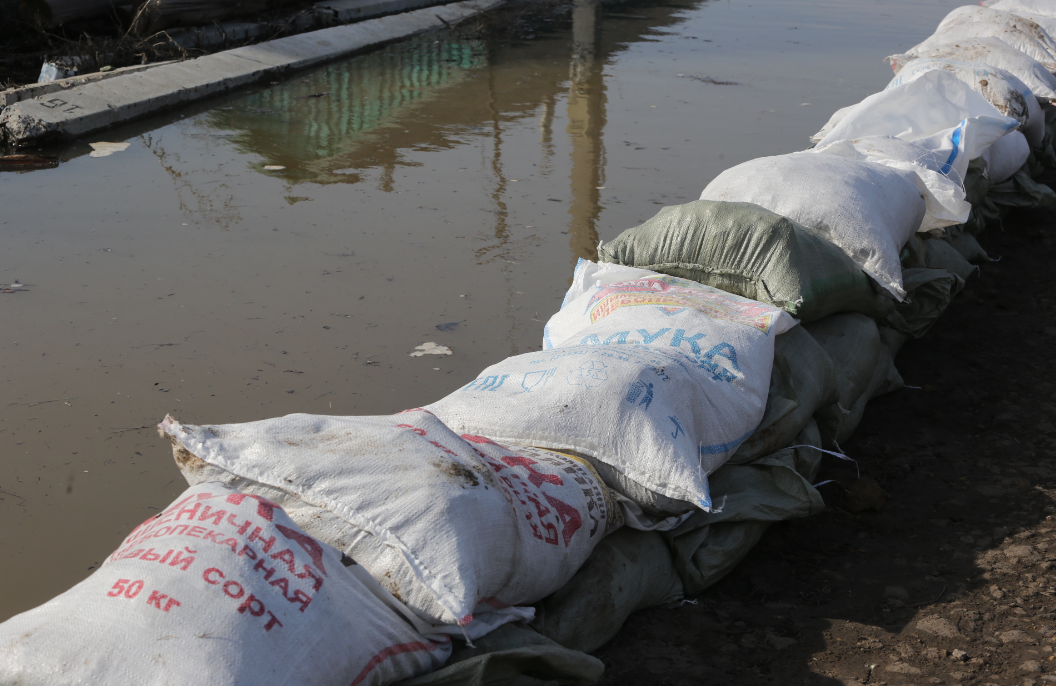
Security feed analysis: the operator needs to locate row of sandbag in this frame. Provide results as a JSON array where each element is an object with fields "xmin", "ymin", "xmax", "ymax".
[
  {"xmin": 396, "ymin": 309, "xmax": 905, "ymax": 684},
  {"xmin": 402, "ymin": 3, "xmax": 1056, "ymax": 681},
  {"xmin": 0, "ymin": 261, "xmax": 814, "ymax": 682},
  {"xmin": 387, "ymin": 219, "xmax": 923, "ymax": 680},
  {"xmin": 0, "ymin": 407, "xmax": 641, "ymax": 684},
  {"xmin": 394, "ymin": 2, "xmax": 1056, "ymax": 681},
  {"xmin": 0, "ymin": 258, "xmax": 905, "ymax": 684}
]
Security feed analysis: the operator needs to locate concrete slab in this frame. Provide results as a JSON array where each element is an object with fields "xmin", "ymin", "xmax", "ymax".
[
  {"xmin": 0, "ymin": 62, "xmax": 176, "ymax": 110},
  {"xmin": 0, "ymin": 0, "xmax": 502, "ymax": 146}
]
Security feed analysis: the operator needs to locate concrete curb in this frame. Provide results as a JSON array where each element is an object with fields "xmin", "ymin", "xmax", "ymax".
[
  {"xmin": 0, "ymin": 62, "xmax": 177, "ymax": 110},
  {"xmin": 0, "ymin": 0, "xmax": 502, "ymax": 147}
]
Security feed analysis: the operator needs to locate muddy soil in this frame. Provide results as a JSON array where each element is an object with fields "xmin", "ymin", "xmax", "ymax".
[{"xmin": 595, "ymin": 179, "xmax": 1056, "ymax": 685}]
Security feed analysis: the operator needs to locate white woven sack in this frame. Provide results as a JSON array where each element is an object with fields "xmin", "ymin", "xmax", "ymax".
[
  {"xmin": 811, "ymin": 135, "xmax": 971, "ymax": 229},
  {"xmin": 983, "ymin": 129, "xmax": 1031, "ymax": 182},
  {"xmin": 429, "ymin": 261, "xmax": 796, "ymax": 511},
  {"xmin": 979, "ymin": 0, "xmax": 1056, "ymax": 45},
  {"xmin": 0, "ymin": 482, "xmax": 451, "ymax": 686},
  {"xmin": 809, "ymin": 103, "xmax": 855, "ymax": 143},
  {"xmin": 1008, "ymin": 12, "xmax": 1056, "ymax": 47},
  {"xmin": 813, "ymin": 70, "xmax": 1019, "ymax": 158},
  {"xmin": 160, "ymin": 411, "xmax": 620, "ymax": 632},
  {"xmin": 543, "ymin": 259, "xmax": 796, "ymax": 352},
  {"xmin": 700, "ymin": 153, "xmax": 926, "ymax": 300},
  {"xmin": 888, "ymin": 36, "xmax": 1056, "ymax": 101},
  {"xmin": 887, "ymin": 58, "xmax": 1044, "ymax": 146},
  {"xmin": 986, "ymin": 0, "xmax": 1056, "ymax": 20},
  {"xmin": 911, "ymin": 6, "xmax": 1056, "ymax": 66}
]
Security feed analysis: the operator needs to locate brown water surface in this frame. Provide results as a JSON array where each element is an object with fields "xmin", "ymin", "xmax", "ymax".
[{"xmin": 0, "ymin": 0, "xmax": 962, "ymax": 620}]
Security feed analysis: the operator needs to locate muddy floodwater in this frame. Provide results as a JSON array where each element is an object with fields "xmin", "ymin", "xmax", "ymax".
[{"xmin": 0, "ymin": 0, "xmax": 962, "ymax": 621}]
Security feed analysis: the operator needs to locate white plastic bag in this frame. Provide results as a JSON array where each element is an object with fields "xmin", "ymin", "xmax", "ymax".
[
  {"xmin": 887, "ymin": 58, "xmax": 1044, "ymax": 146},
  {"xmin": 811, "ymin": 135, "xmax": 971, "ymax": 229},
  {"xmin": 700, "ymin": 153, "xmax": 926, "ymax": 299},
  {"xmin": 889, "ymin": 36, "xmax": 1056, "ymax": 101},
  {"xmin": 161, "ymin": 411, "xmax": 621, "ymax": 632},
  {"xmin": 983, "ymin": 128, "xmax": 1031, "ymax": 182},
  {"xmin": 429, "ymin": 260, "xmax": 796, "ymax": 511},
  {"xmin": 0, "ymin": 482, "xmax": 451, "ymax": 686},
  {"xmin": 910, "ymin": 6, "xmax": 1056, "ymax": 67}
]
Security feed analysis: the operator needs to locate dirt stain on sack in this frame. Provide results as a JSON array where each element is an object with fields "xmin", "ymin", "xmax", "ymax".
[
  {"xmin": 167, "ymin": 435, "xmax": 209, "ymax": 478},
  {"xmin": 381, "ymin": 571, "xmax": 405, "ymax": 603},
  {"xmin": 431, "ymin": 458, "xmax": 480, "ymax": 488},
  {"xmin": 472, "ymin": 463, "xmax": 501, "ymax": 490}
]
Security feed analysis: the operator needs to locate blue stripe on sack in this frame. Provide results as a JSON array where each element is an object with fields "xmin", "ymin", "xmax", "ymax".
[
  {"xmin": 698, "ymin": 482, "xmax": 712, "ymax": 511},
  {"xmin": 698, "ymin": 427, "xmax": 756, "ymax": 456},
  {"xmin": 542, "ymin": 323, "xmax": 554, "ymax": 350},
  {"xmin": 561, "ymin": 258, "xmax": 586, "ymax": 309},
  {"xmin": 939, "ymin": 119, "xmax": 965, "ymax": 175}
]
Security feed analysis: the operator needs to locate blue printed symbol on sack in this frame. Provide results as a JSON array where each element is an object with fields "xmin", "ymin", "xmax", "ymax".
[
  {"xmin": 567, "ymin": 360, "xmax": 609, "ymax": 388},
  {"xmin": 520, "ymin": 368, "xmax": 556, "ymax": 393},
  {"xmin": 668, "ymin": 415, "xmax": 685, "ymax": 439},
  {"xmin": 463, "ymin": 374, "xmax": 510, "ymax": 392},
  {"xmin": 698, "ymin": 343, "xmax": 741, "ymax": 383},
  {"xmin": 625, "ymin": 381, "xmax": 654, "ymax": 410}
]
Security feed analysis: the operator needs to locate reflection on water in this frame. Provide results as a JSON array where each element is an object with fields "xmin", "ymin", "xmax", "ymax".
[
  {"xmin": 567, "ymin": 0, "xmax": 605, "ymax": 264},
  {"xmin": 142, "ymin": 131, "xmax": 246, "ymax": 230},
  {"xmin": 198, "ymin": 1, "xmax": 689, "ymax": 262},
  {"xmin": 208, "ymin": 38, "xmax": 490, "ymax": 184}
]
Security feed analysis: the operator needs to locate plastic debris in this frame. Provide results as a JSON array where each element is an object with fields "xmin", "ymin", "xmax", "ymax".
[
  {"xmin": 37, "ymin": 59, "xmax": 79, "ymax": 83},
  {"xmin": 410, "ymin": 342, "xmax": 452, "ymax": 356},
  {"xmin": 88, "ymin": 142, "xmax": 130, "ymax": 157}
]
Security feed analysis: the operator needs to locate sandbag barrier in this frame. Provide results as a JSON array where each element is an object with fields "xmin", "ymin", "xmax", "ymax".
[{"xmin": 3, "ymin": 2, "xmax": 1056, "ymax": 684}]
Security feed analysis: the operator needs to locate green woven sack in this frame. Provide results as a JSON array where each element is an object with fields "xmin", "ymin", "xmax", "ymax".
[{"xmin": 598, "ymin": 200, "xmax": 894, "ymax": 322}]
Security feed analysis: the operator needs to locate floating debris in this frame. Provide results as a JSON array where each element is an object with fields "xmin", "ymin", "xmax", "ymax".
[
  {"xmin": 89, "ymin": 142, "xmax": 131, "ymax": 157},
  {"xmin": 676, "ymin": 74, "xmax": 741, "ymax": 85},
  {"xmin": 410, "ymin": 342, "xmax": 452, "ymax": 357}
]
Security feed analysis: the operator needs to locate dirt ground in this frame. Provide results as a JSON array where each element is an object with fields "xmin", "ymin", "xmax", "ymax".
[{"xmin": 593, "ymin": 180, "xmax": 1056, "ymax": 685}]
